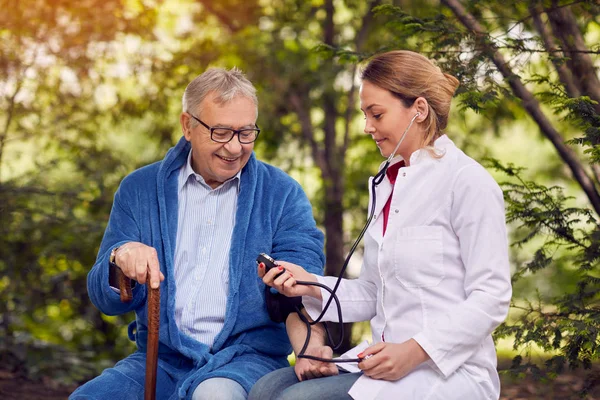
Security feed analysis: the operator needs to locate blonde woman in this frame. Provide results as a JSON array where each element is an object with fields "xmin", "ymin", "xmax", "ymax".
[{"xmin": 249, "ymin": 50, "xmax": 512, "ymax": 400}]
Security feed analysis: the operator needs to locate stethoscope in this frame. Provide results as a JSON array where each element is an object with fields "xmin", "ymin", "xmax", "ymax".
[{"xmin": 282, "ymin": 112, "xmax": 421, "ymax": 364}]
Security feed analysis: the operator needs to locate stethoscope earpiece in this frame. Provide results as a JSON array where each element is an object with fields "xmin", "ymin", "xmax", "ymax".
[{"xmin": 383, "ymin": 111, "xmax": 421, "ymax": 167}]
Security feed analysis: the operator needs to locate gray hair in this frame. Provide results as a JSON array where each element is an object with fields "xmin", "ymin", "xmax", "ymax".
[{"xmin": 182, "ymin": 67, "xmax": 258, "ymax": 128}]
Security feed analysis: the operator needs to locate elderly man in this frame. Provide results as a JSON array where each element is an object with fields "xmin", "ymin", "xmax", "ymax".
[{"xmin": 71, "ymin": 67, "xmax": 335, "ymax": 400}]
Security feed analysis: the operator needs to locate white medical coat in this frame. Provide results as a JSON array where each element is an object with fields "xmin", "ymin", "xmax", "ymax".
[{"xmin": 304, "ymin": 135, "xmax": 512, "ymax": 399}]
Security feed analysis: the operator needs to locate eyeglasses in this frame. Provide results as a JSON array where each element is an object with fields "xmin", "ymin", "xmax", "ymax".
[{"xmin": 190, "ymin": 114, "xmax": 260, "ymax": 144}]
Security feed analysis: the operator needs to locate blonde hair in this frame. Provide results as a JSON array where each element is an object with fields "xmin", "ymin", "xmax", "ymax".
[{"xmin": 360, "ymin": 50, "xmax": 459, "ymax": 150}]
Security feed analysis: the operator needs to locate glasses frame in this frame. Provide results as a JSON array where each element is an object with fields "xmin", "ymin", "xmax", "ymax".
[{"xmin": 189, "ymin": 114, "xmax": 260, "ymax": 144}]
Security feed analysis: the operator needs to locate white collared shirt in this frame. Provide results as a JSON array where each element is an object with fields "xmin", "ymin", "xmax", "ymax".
[
  {"xmin": 173, "ymin": 150, "xmax": 241, "ymax": 347},
  {"xmin": 304, "ymin": 135, "xmax": 512, "ymax": 399}
]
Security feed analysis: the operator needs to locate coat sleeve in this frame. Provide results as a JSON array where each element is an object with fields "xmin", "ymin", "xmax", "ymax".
[
  {"xmin": 412, "ymin": 164, "xmax": 512, "ymax": 377},
  {"xmin": 302, "ymin": 265, "xmax": 378, "ymax": 323},
  {"xmin": 87, "ymin": 180, "xmax": 147, "ymax": 315}
]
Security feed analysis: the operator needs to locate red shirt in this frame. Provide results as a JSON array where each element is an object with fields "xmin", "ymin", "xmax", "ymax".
[{"xmin": 382, "ymin": 161, "xmax": 405, "ymax": 235}]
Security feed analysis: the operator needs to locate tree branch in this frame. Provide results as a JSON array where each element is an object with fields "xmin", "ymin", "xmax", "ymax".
[
  {"xmin": 530, "ymin": 0, "xmax": 600, "ymax": 184},
  {"xmin": 288, "ymin": 91, "xmax": 327, "ymax": 174},
  {"xmin": 324, "ymin": 0, "xmax": 334, "ymax": 47},
  {"xmin": 197, "ymin": 1, "xmax": 242, "ymax": 33},
  {"xmin": 529, "ymin": 2, "xmax": 581, "ymax": 96},
  {"xmin": 343, "ymin": 0, "xmax": 381, "ymax": 154},
  {"xmin": 591, "ymin": 164, "xmax": 600, "ymax": 188},
  {"xmin": 500, "ymin": 0, "xmax": 590, "ymax": 34},
  {"xmin": 0, "ymin": 71, "xmax": 26, "ymax": 182},
  {"xmin": 354, "ymin": 0, "xmax": 381, "ymax": 53},
  {"xmin": 441, "ymin": 0, "xmax": 600, "ymax": 216},
  {"xmin": 544, "ymin": 1, "xmax": 600, "ymax": 113},
  {"xmin": 418, "ymin": 47, "xmax": 600, "ymax": 55},
  {"xmin": 343, "ymin": 66, "xmax": 357, "ymax": 155},
  {"xmin": 323, "ymin": 0, "xmax": 339, "ymax": 179}
]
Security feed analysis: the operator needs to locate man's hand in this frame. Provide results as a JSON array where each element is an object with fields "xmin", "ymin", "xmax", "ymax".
[
  {"xmin": 357, "ymin": 339, "xmax": 430, "ymax": 381},
  {"xmin": 114, "ymin": 242, "xmax": 165, "ymax": 289},
  {"xmin": 294, "ymin": 345, "xmax": 339, "ymax": 381}
]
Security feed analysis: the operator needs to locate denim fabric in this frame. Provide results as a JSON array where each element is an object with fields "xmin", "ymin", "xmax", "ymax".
[
  {"xmin": 191, "ymin": 377, "xmax": 247, "ymax": 400},
  {"xmin": 248, "ymin": 367, "xmax": 361, "ymax": 400}
]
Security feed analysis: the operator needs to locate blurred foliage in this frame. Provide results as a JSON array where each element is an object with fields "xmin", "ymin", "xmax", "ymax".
[
  {"xmin": 489, "ymin": 159, "xmax": 600, "ymax": 395},
  {"xmin": 0, "ymin": 0, "xmax": 162, "ymax": 384},
  {"xmin": 1, "ymin": 0, "xmax": 599, "ymax": 394}
]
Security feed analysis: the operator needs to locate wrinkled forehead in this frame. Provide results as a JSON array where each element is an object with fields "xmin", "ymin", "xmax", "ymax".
[
  {"xmin": 198, "ymin": 94, "xmax": 258, "ymax": 127},
  {"xmin": 198, "ymin": 92, "xmax": 258, "ymax": 117}
]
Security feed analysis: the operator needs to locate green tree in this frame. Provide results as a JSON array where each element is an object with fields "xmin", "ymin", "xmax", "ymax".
[
  {"xmin": 0, "ymin": 0, "xmax": 161, "ymax": 383},
  {"xmin": 367, "ymin": 0, "xmax": 599, "ymax": 391}
]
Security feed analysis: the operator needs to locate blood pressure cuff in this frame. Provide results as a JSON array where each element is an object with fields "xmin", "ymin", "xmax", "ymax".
[{"xmin": 265, "ymin": 286, "xmax": 303, "ymax": 323}]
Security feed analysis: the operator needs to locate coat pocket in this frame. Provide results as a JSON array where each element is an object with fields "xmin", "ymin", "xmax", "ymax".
[{"xmin": 393, "ymin": 226, "xmax": 444, "ymax": 288}]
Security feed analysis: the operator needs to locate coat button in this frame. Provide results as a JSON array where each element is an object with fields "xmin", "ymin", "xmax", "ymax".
[
  {"xmin": 402, "ymin": 172, "xmax": 406, "ymax": 177},
  {"xmin": 395, "ymin": 209, "xmax": 399, "ymax": 213}
]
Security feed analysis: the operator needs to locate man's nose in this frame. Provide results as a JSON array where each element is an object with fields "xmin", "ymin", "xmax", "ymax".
[{"xmin": 224, "ymin": 134, "xmax": 243, "ymax": 152}]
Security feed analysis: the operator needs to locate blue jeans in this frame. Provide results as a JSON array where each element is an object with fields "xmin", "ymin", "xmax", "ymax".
[
  {"xmin": 70, "ymin": 352, "xmax": 248, "ymax": 400},
  {"xmin": 192, "ymin": 377, "xmax": 247, "ymax": 400},
  {"xmin": 248, "ymin": 367, "xmax": 361, "ymax": 400}
]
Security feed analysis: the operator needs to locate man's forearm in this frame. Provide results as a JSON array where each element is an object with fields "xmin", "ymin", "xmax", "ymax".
[{"xmin": 286, "ymin": 309, "xmax": 327, "ymax": 355}]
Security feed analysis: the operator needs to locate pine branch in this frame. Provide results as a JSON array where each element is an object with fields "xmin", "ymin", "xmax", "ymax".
[{"xmin": 441, "ymin": 0, "xmax": 600, "ymax": 216}]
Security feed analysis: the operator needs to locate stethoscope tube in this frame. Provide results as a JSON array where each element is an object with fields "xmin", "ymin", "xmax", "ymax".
[{"xmin": 293, "ymin": 112, "xmax": 421, "ymax": 364}]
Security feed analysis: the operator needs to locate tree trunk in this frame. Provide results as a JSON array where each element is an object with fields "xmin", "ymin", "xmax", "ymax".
[
  {"xmin": 441, "ymin": 0, "xmax": 600, "ymax": 216},
  {"xmin": 529, "ymin": 2, "xmax": 581, "ymax": 99},
  {"xmin": 529, "ymin": 2, "xmax": 600, "ymax": 183},
  {"xmin": 322, "ymin": 172, "xmax": 353, "ymax": 352},
  {"xmin": 544, "ymin": 2, "xmax": 600, "ymax": 113},
  {"xmin": 318, "ymin": 0, "xmax": 353, "ymax": 353}
]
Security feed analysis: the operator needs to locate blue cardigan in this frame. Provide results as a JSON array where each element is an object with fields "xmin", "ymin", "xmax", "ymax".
[{"xmin": 87, "ymin": 137, "xmax": 325, "ymax": 398}]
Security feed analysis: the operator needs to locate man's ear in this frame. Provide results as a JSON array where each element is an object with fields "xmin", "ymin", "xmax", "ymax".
[{"xmin": 180, "ymin": 112, "xmax": 192, "ymax": 141}]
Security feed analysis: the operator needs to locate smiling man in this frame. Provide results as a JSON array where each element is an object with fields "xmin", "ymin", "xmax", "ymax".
[
  {"xmin": 182, "ymin": 88, "xmax": 257, "ymax": 189},
  {"xmin": 70, "ymin": 68, "xmax": 335, "ymax": 400}
]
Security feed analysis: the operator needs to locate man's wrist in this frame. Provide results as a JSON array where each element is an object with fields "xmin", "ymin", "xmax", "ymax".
[
  {"xmin": 307, "ymin": 321, "xmax": 328, "ymax": 346},
  {"xmin": 108, "ymin": 244, "xmax": 136, "ymax": 290},
  {"xmin": 109, "ymin": 246, "xmax": 120, "ymax": 265}
]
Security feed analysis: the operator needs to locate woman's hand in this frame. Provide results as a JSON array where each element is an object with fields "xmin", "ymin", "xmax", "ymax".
[
  {"xmin": 357, "ymin": 339, "xmax": 430, "ymax": 381},
  {"xmin": 258, "ymin": 260, "xmax": 321, "ymax": 299}
]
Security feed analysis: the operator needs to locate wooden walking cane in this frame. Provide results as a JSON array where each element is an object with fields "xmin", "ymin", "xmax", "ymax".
[{"xmin": 117, "ymin": 269, "xmax": 160, "ymax": 400}]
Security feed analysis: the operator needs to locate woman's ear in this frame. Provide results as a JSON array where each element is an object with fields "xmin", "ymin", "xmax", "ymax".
[{"xmin": 413, "ymin": 97, "xmax": 429, "ymax": 121}]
